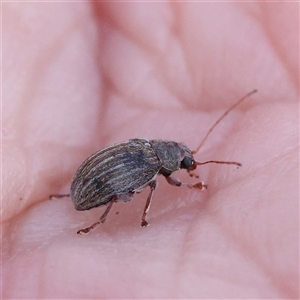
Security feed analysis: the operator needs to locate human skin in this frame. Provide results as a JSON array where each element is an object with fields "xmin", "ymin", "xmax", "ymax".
[{"xmin": 2, "ymin": 2, "xmax": 299, "ymax": 299}]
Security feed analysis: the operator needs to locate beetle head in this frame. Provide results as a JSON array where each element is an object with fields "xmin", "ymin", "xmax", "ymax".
[{"xmin": 178, "ymin": 145, "xmax": 199, "ymax": 178}]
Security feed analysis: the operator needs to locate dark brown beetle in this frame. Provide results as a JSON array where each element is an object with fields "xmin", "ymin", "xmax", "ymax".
[{"xmin": 51, "ymin": 90, "xmax": 257, "ymax": 234}]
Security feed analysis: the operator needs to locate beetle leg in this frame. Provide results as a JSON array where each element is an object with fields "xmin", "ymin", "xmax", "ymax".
[
  {"xmin": 187, "ymin": 170, "xmax": 199, "ymax": 178},
  {"xmin": 165, "ymin": 176, "xmax": 207, "ymax": 190},
  {"xmin": 77, "ymin": 196, "xmax": 116, "ymax": 235},
  {"xmin": 141, "ymin": 180, "xmax": 157, "ymax": 227},
  {"xmin": 49, "ymin": 194, "xmax": 70, "ymax": 199}
]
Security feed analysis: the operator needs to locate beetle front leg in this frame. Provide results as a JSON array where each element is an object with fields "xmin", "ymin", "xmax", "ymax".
[
  {"xmin": 165, "ymin": 176, "xmax": 207, "ymax": 190},
  {"xmin": 141, "ymin": 180, "xmax": 157, "ymax": 227},
  {"xmin": 187, "ymin": 170, "xmax": 199, "ymax": 178}
]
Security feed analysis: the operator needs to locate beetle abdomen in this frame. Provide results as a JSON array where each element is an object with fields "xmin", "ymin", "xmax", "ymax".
[{"xmin": 71, "ymin": 139, "xmax": 161, "ymax": 211}]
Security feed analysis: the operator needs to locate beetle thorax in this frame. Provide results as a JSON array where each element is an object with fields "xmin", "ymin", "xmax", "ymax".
[{"xmin": 150, "ymin": 140, "xmax": 194, "ymax": 176}]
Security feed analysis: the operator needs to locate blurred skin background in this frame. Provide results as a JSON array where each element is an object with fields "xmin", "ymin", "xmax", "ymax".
[{"xmin": 2, "ymin": 2, "xmax": 299, "ymax": 299}]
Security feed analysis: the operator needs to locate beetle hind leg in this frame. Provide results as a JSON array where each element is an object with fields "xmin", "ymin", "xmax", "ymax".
[
  {"xmin": 76, "ymin": 192, "xmax": 136, "ymax": 235},
  {"xmin": 77, "ymin": 196, "xmax": 116, "ymax": 235},
  {"xmin": 49, "ymin": 194, "xmax": 70, "ymax": 199},
  {"xmin": 141, "ymin": 180, "xmax": 157, "ymax": 227},
  {"xmin": 165, "ymin": 176, "xmax": 207, "ymax": 190}
]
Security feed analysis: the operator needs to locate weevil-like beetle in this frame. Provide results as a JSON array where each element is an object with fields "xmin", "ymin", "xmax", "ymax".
[{"xmin": 50, "ymin": 90, "xmax": 257, "ymax": 234}]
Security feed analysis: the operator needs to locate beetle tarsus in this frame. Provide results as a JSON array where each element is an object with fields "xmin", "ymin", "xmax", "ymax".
[
  {"xmin": 77, "ymin": 226, "xmax": 95, "ymax": 235},
  {"xmin": 141, "ymin": 220, "xmax": 149, "ymax": 227},
  {"xmin": 193, "ymin": 182, "xmax": 208, "ymax": 190}
]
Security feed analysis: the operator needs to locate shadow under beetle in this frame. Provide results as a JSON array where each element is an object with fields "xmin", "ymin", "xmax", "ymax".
[{"xmin": 50, "ymin": 90, "xmax": 257, "ymax": 235}]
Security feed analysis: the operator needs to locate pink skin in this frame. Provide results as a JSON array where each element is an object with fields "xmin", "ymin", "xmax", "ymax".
[{"xmin": 2, "ymin": 2, "xmax": 298, "ymax": 299}]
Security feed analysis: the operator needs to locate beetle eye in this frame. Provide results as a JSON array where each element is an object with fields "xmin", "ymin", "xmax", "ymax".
[{"xmin": 180, "ymin": 157, "xmax": 194, "ymax": 170}]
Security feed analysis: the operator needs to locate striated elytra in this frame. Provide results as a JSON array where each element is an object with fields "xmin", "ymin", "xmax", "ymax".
[{"xmin": 50, "ymin": 90, "xmax": 257, "ymax": 235}]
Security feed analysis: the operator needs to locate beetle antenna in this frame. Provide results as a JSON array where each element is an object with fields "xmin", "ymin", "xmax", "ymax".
[
  {"xmin": 192, "ymin": 89, "xmax": 257, "ymax": 155},
  {"xmin": 195, "ymin": 160, "xmax": 241, "ymax": 167}
]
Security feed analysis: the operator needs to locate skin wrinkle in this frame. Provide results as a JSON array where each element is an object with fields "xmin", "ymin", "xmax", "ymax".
[
  {"xmin": 173, "ymin": 191, "xmax": 211, "ymax": 296},
  {"xmin": 259, "ymin": 10, "xmax": 295, "ymax": 90},
  {"xmin": 173, "ymin": 213, "xmax": 199, "ymax": 297},
  {"xmin": 217, "ymin": 211, "xmax": 293, "ymax": 297},
  {"xmin": 215, "ymin": 213, "xmax": 280, "ymax": 295},
  {"xmin": 216, "ymin": 153, "xmax": 297, "ymax": 297},
  {"xmin": 260, "ymin": 3, "xmax": 298, "ymax": 88},
  {"xmin": 97, "ymin": 6, "xmax": 183, "ymax": 109},
  {"xmin": 143, "ymin": 7, "xmax": 198, "ymax": 108},
  {"xmin": 167, "ymin": 6, "xmax": 199, "ymax": 108},
  {"xmin": 98, "ymin": 2, "xmax": 174, "ymax": 54},
  {"xmin": 20, "ymin": 23, "xmax": 77, "ymax": 145},
  {"xmin": 99, "ymin": 23, "xmax": 153, "ymax": 100}
]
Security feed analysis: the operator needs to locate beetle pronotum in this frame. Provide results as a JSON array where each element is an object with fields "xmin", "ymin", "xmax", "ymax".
[{"xmin": 50, "ymin": 90, "xmax": 257, "ymax": 234}]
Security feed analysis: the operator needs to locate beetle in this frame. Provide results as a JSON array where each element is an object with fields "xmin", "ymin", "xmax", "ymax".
[{"xmin": 50, "ymin": 90, "xmax": 257, "ymax": 234}]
